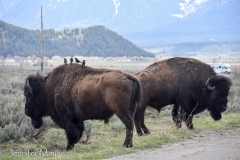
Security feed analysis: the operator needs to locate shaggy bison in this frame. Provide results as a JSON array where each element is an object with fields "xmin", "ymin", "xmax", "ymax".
[
  {"xmin": 134, "ymin": 57, "xmax": 232, "ymax": 136},
  {"xmin": 24, "ymin": 64, "xmax": 142, "ymax": 150}
]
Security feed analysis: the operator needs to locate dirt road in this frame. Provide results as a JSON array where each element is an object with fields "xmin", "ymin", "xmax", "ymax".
[{"xmin": 107, "ymin": 128, "xmax": 240, "ymax": 160}]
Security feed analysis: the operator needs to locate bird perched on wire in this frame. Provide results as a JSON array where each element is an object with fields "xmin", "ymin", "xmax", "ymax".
[
  {"xmin": 70, "ymin": 57, "xmax": 73, "ymax": 64},
  {"xmin": 75, "ymin": 58, "xmax": 81, "ymax": 63},
  {"xmin": 82, "ymin": 60, "xmax": 85, "ymax": 68},
  {"xmin": 64, "ymin": 58, "xmax": 67, "ymax": 65}
]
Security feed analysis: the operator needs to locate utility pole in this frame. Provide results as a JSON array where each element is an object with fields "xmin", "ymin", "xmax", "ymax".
[{"xmin": 40, "ymin": 6, "xmax": 44, "ymax": 73}]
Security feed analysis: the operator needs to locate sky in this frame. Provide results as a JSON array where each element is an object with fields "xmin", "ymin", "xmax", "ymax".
[{"xmin": 0, "ymin": 0, "xmax": 239, "ymax": 45}]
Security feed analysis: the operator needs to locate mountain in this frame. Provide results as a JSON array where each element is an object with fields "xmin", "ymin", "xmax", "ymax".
[
  {"xmin": 0, "ymin": 0, "xmax": 239, "ymax": 48},
  {"xmin": 148, "ymin": 41, "xmax": 240, "ymax": 57},
  {"xmin": 0, "ymin": 20, "xmax": 154, "ymax": 58}
]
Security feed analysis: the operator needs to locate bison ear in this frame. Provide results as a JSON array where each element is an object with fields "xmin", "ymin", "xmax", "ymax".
[
  {"xmin": 206, "ymin": 77, "xmax": 216, "ymax": 90},
  {"xmin": 26, "ymin": 79, "xmax": 33, "ymax": 94}
]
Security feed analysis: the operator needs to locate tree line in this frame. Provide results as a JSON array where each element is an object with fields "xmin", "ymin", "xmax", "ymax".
[{"xmin": 0, "ymin": 21, "xmax": 154, "ymax": 58}]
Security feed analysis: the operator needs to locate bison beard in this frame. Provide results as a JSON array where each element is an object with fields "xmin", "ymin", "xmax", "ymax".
[
  {"xmin": 134, "ymin": 57, "xmax": 232, "ymax": 136},
  {"xmin": 24, "ymin": 64, "xmax": 142, "ymax": 150}
]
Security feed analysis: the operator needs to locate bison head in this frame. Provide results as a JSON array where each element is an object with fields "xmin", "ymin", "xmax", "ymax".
[
  {"xmin": 24, "ymin": 74, "xmax": 45, "ymax": 129},
  {"xmin": 204, "ymin": 75, "xmax": 232, "ymax": 121}
]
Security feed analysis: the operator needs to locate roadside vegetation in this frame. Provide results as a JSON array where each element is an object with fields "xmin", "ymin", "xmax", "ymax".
[{"xmin": 0, "ymin": 66, "xmax": 240, "ymax": 160}]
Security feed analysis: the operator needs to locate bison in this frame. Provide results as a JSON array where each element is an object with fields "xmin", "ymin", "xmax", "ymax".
[
  {"xmin": 24, "ymin": 64, "xmax": 142, "ymax": 150},
  {"xmin": 134, "ymin": 57, "xmax": 232, "ymax": 136}
]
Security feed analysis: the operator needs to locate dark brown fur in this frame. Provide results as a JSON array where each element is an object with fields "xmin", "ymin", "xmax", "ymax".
[
  {"xmin": 134, "ymin": 57, "xmax": 232, "ymax": 136},
  {"xmin": 24, "ymin": 64, "xmax": 142, "ymax": 150}
]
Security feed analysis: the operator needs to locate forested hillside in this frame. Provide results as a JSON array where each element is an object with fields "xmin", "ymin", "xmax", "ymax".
[{"xmin": 0, "ymin": 20, "xmax": 154, "ymax": 58}]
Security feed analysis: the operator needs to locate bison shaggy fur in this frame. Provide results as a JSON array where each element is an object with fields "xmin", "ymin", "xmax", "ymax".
[
  {"xmin": 134, "ymin": 57, "xmax": 232, "ymax": 136},
  {"xmin": 24, "ymin": 64, "xmax": 142, "ymax": 150}
]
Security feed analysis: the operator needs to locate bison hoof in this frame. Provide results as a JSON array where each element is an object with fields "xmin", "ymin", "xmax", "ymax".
[
  {"xmin": 139, "ymin": 132, "xmax": 150, "ymax": 136},
  {"xmin": 123, "ymin": 139, "xmax": 133, "ymax": 148},
  {"xmin": 144, "ymin": 132, "xmax": 150, "ymax": 136},
  {"xmin": 66, "ymin": 144, "xmax": 74, "ymax": 151},
  {"xmin": 143, "ymin": 130, "xmax": 150, "ymax": 135},
  {"xmin": 137, "ymin": 132, "xmax": 143, "ymax": 136},
  {"xmin": 188, "ymin": 126, "xmax": 195, "ymax": 130},
  {"xmin": 123, "ymin": 143, "xmax": 133, "ymax": 148},
  {"xmin": 176, "ymin": 126, "xmax": 182, "ymax": 130},
  {"xmin": 136, "ymin": 130, "xmax": 144, "ymax": 136}
]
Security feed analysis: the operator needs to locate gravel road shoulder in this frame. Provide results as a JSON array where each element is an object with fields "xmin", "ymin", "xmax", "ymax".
[{"xmin": 106, "ymin": 128, "xmax": 240, "ymax": 160}]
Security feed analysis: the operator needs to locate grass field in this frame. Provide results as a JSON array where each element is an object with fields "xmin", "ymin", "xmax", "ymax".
[
  {"xmin": 0, "ymin": 60, "xmax": 240, "ymax": 160},
  {"xmin": 1, "ymin": 113, "xmax": 240, "ymax": 160}
]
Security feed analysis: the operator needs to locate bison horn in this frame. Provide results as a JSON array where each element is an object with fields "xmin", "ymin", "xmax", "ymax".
[
  {"xmin": 206, "ymin": 78, "xmax": 215, "ymax": 90},
  {"xmin": 26, "ymin": 79, "xmax": 33, "ymax": 94}
]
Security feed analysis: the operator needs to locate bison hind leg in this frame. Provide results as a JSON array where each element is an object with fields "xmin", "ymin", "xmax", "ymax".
[
  {"xmin": 65, "ymin": 119, "xmax": 83, "ymax": 151},
  {"xmin": 134, "ymin": 112, "xmax": 145, "ymax": 136},
  {"xmin": 118, "ymin": 115, "xmax": 134, "ymax": 148},
  {"xmin": 140, "ymin": 117, "xmax": 150, "ymax": 135}
]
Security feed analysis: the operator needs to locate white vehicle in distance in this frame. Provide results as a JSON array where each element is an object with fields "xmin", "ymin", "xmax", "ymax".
[{"xmin": 207, "ymin": 63, "xmax": 231, "ymax": 74}]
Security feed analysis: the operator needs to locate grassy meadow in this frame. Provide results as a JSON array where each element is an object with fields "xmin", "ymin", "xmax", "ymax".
[{"xmin": 0, "ymin": 61, "xmax": 240, "ymax": 160}]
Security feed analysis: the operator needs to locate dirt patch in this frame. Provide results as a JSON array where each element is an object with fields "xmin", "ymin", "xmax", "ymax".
[{"xmin": 106, "ymin": 128, "xmax": 240, "ymax": 160}]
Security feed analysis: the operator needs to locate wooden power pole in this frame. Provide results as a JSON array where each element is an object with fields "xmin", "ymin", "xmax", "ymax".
[{"xmin": 40, "ymin": 6, "xmax": 44, "ymax": 73}]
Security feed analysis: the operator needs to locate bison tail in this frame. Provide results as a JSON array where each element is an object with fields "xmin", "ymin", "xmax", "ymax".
[
  {"xmin": 135, "ymin": 78, "xmax": 142, "ymax": 106},
  {"xmin": 124, "ymin": 73, "xmax": 143, "ymax": 108}
]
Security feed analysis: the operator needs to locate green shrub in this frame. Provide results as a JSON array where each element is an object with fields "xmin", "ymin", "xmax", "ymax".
[
  {"xmin": 1, "ymin": 87, "xmax": 19, "ymax": 94},
  {"xmin": 161, "ymin": 105, "xmax": 173, "ymax": 117},
  {"xmin": 111, "ymin": 123, "xmax": 125, "ymax": 133},
  {"xmin": 42, "ymin": 128, "xmax": 66, "ymax": 150},
  {"xmin": 0, "ymin": 68, "xmax": 54, "ymax": 144},
  {"xmin": 0, "ymin": 95, "xmax": 9, "ymax": 108},
  {"xmin": 8, "ymin": 76, "xmax": 24, "ymax": 89},
  {"xmin": 0, "ymin": 122, "xmax": 29, "ymax": 143},
  {"xmin": 227, "ymin": 95, "xmax": 240, "ymax": 113},
  {"xmin": 81, "ymin": 120, "xmax": 92, "ymax": 144},
  {"xmin": 227, "ymin": 74, "xmax": 240, "ymax": 113},
  {"xmin": 109, "ymin": 115, "xmax": 119, "ymax": 123}
]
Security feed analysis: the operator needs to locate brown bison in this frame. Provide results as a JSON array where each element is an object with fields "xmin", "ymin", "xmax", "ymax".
[
  {"xmin": 24, "ymin": 64, "xmax": 142, "ymax": 150},
  {"xmin": 134, "ymin": 57, "xmax": 232, "ymax": 136}
]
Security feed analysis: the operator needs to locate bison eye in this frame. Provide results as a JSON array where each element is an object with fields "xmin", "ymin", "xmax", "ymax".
[{"xmin": 27, "ymin": 98, "xmax": 31, "ymax": 103}]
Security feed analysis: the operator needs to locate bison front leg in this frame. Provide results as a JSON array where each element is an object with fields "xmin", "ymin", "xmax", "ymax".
[
  {"xmin": 65, "ymin": 119, "xmax": 82, "ymax": 151},
  {"xmin": 176, "ymin": 94, "xmax": 197, "ymax": 130},
  {"xmin": 172, "ymin": 104, "xmax": 182, "ymax": 129},
  {"xmin": 185, "ymin": 114, "xmax": 194, "ymax": 130}
]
